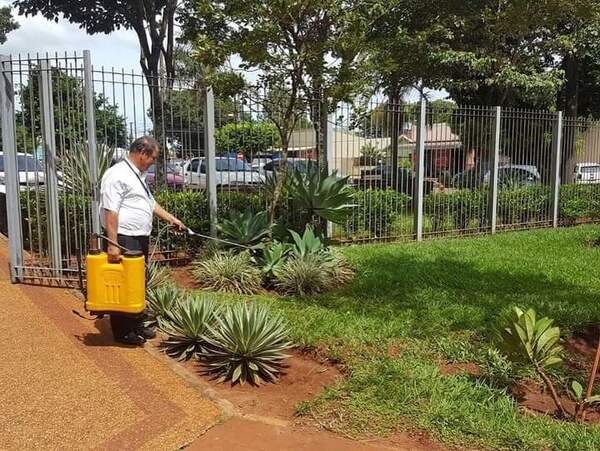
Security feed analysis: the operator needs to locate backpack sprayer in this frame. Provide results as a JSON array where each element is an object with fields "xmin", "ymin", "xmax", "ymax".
[{"xmin": 74, "ymin": 228, "xmax": 251, "ymax": 319}]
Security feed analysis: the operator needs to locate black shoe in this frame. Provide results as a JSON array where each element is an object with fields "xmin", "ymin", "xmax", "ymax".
[
  {"xmin": 136, "ymin": 326, "xmax": 156, "ymax": 340},
  {"xmin": 116, "ymin": 331, "xmax": 146, "ymax": 346}
]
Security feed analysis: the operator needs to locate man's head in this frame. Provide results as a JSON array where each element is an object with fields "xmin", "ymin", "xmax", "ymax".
[{"xmin": 128, "ymin": 136, "xmax": 160, "ymax": 172}]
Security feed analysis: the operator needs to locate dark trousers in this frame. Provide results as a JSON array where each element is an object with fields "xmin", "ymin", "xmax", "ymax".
[{"xmin": 103, "ymin": 234, "xmax": 149, "ymax": 340}]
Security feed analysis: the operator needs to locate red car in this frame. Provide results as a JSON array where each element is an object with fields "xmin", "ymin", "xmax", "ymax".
[{"xmin": 146, "ymin": 163, "xmax": 185, "ymax": 191}]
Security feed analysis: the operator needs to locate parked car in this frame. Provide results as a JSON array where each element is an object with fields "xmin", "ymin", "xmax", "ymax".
[
  {"xmin": 573, "ymin": 163, "xmax": 600, "ymax": 184},
  {"xmin": 0, "ymin": 152, "xmax": 46, "ymax": 188},
  {"xmin": 257, "ymin": 158, "xmax": 317, "ymax": 178},
  {"xmin": 146, "ymin": 163, "xmax": 185, "ymax": 190},
  {"xmin": 183, "ymin": 157, "xmax": 264, "ymax": 188},
  {"xmin": 358, "ymin": 165, "xmax": 435, "ymax": 195},
  {"xmin": 452, "ymin": 165, "xmax": 541, "ymax": 189}
]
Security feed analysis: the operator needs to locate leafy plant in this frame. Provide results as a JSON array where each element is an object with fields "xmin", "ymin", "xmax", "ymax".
[
  {"xmin": 191, "ymin": 251, "xmax": 262, "ymax": 294},
  {"xmin": 569, "ymin": 380, "xmax": 600, "ymax": 421},
  {"xmin": 258, "ymin": 240, "xmax": 292, "ymax": 279},
  {"xmin": 480, "ymin": 347, "xmax": 514, "ymax": 389},
  {"xmin": 494, "ymin": 307, "xmax": 566, "ymax": 417},
  {"xmin": 202, "ymin": 303, "xmax": 293, "ymax": 385},
  {"xmin": 288, "ymin": 164, "xmax": 355, "ymax": 225},
  {"xmin": 145, "ymin": 285, "xmax": 181, "ymax": 329},
  {"xmin": 274, "ymin": 253, "xmax": 333, "ymax": 296},
  {"xmin": 289, "ymin": 225, "xmax": 324, "ymax": 258},
  {"xmin": 218, "ymin": 210, "xmax": 271, "ymax": 250},
  {"xmin": 160, "ymin": 294, "xmax": 217, "ymax": 361},
  {"xmin": 61, "ymin": 143, "xmax": 115, "ymax": 195},
  {"xmin": 146, "ymin": 260, "xmax": 172, "ymax": 292}
]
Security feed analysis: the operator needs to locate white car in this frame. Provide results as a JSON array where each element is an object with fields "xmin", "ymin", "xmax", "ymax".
[
  {"xmin": 183, "ymin": 157, "xmax": 264, "ymax": 188},
  {"xmin": 0, "ymin": 152, "xmax": 46, "ymax": 188},
  {"xmin": 573, "ymin": 163, "xmax": 600, "ymax": 184}
]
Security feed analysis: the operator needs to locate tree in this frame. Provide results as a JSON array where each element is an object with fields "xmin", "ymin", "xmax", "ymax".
[
  {"xmin": 14, "ymin": 0, "xmax": 178, "ymax": 181},
  {"xmin": 0, "ymin": 6, "xmax": 19, "ymax": 44},
  {"xmin": 16, "ymin": 68, "xmax": 127, "ymax": 152},
  {"xmin": 215, "ymin": 122, "xmax": 281, "ymax": 158},
  {"xmin": 181, "ymin": 0, "xmax": 367, "ymax": 222}
]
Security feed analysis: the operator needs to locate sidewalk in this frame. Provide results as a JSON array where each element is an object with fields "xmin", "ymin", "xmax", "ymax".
[{"xmin": 0, "ymin": 240, "xmax": 220, "ymax": 450}]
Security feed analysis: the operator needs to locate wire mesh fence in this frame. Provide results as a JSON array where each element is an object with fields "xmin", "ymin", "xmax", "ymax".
[{"xmin": 2, "ymin": 50, "xmax": 600, "ymax": 286}]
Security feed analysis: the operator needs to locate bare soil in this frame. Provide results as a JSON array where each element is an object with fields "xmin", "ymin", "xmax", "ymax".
[
  {"xmin": 439, "ymin": 361, "xmax": 481, "ymax": 377},
  {"xmin": 171, "ymin": 265, "xmax": 198, "ymax": 289}
]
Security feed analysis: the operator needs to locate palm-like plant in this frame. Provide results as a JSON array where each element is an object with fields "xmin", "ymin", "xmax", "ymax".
[
  {"xmin": 218, "ymin": 210, "xmax": 271, "ymax": 250},
  {"xmin": 145, "ymin": 285, "xmax": 181, "ymax": 329},
  {"xmin": 61, "ymin": 142, "xmax": 115, "ymax": 195},
  {"xmin": 202, "ymin": 303, "xmax": 293, "ymax": 385},
  {"xmin": 288, "ymin": 164, "xmax": 355, "ymax": 224},
  {"xmin": 160, "ymin": 294, "xmax": 217, "ymax": 361},
  {"xmin": 146, "ymin": 260, "xmax": 172, "ymax": 292},
  {"xmin": 289, "ymin": 225, "xmax": 323, "ymax": 258},
  {"xmin": 494, "ymin": 307, "xmax": 566, "ymax": 417}
]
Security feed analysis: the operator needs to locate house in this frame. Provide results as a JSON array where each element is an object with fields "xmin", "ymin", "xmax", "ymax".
[{"xmin": 284, "ymin": 123, "xmax": 463, "ymax": 180}]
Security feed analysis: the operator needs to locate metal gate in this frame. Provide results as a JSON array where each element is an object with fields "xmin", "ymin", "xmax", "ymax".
[{"xmin": 0, "ymin": 51, "xmax": 213, "ymax": 286}]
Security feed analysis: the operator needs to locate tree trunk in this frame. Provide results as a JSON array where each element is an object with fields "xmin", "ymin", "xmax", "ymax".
[
  {"xmin": 389, "ymin": 87, "xmax": 401, "ymax": 190},
  {"xmin": 561, "ymin": 53, "xmax": 580, "ymax": 181},
  {"xmin": 538, "ymin": 367, "xmax": 568, "ymax": 419}
]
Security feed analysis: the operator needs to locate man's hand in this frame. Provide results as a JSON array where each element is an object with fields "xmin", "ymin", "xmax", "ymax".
[
  {"xmin": 169, "ymin": 216, "xmax": 186, "ymax": 232},
  {"xmin": 107, "ymin": 244, "xmax": 122, "ymax": 263}
]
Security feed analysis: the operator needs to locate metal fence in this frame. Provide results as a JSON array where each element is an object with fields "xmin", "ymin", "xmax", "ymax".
[{"xmin": 1, "ymin": 50, "xmax": 600, "ymax": 286}]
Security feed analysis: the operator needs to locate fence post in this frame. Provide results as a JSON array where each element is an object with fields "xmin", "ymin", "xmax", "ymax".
[
  {"xmin": 551, "ymin": 111, "xmax": 563, "ymax": 228},
  {"xmin": 489, "ymin": 106, "xmax": 501, "ymax": 234},
  {"xmin": 413, "ymin": 97, "xmax": 426, "ymax": 241},
  {"xmin": 203, "ymin": 86, "xmax": 218, "ymax": 237},
  {"xmin": 324, "ymin": 109, "xmax": 335, "ymax": 238},
  {"xmin": 0, "ymin": 56, "xmax": 23, "ymax": 282},
  {"xmin": 39, "ymin": 59, "xmax": 63, "ymax": 275},
  {"xmin": 83, "ymin": 50, "xmax": 100, "ymax": 236}
]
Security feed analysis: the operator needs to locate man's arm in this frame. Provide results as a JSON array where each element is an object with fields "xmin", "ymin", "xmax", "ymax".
[
  {"xmin": 154, "ymin": 203, "xmax": 186, "ymax": 231},
  {"xmin": 104, "ymin": 209, "xmax": 121, "ymax": 263}
]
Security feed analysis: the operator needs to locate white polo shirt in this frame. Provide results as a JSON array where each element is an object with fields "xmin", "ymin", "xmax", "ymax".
[{"xmin": 100, "ymin": 158, "xmax": 156, "ymax": 236}]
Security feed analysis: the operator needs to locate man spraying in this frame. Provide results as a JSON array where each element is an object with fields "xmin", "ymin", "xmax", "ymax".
[{"xmin": 100, "ymin": 136, "xmax": 186, "ymax": 345}]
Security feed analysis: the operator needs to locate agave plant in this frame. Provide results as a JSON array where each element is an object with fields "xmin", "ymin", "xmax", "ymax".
[
  {"xmin": 258, "ymin": 241, "xmax": 292, "ymax": 279},
  {"xmin": 145, "ymin": 285, "xmax": 181, "ymax": 329},
  {"xmin": 202, "ymin": 303, "xmax": 293, "ymax": 385},
  {"xmin": 61, "ymin": 142, "xmax": 115, "ymax": 195},
  {"xmin": 289, "ymin": 225, "xmax": 324, "ymax": 258},
  {"xmin": 146, "ymin": 260, "xmax": 172, "ymax": 292},
  {"xmin": 160, "ymin": 294, "xmax": 217, "ymax": 361},
  {"xmin": 494, "ymin": 307, "xmax": 566, "ymax": 417},
  {"xmin": 288, "ymin": 164, "xmax": 355, "ymax": 224},
  {"xmin": 218, "ymin": 210, "xmax": 271, "ymax": 250},
  {"xmin": 191, "ymin": 251, "xmax": 262, "ymax": 294}
]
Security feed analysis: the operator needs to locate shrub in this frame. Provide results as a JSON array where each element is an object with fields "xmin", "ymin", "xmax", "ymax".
[
  {"xmin": 146, "ymin": 261, "xmax": 172, "ymax": 292},
  {"xmin": 202, "ymin": 303, "xmax": 293, "ymax": 385},
  {"xmin": 424, "ymin": 189, "xmax": 487, "ymax": 232},
  {"xmin": 191, "ymin": 251, "xmax": 262, "ymax": 294},
  {"xmin": 274, "ymin": 253, "xmax": 333, "ymax": 296},
  {"xmin": 218, "ymin": 210, "xmax": 271, "ymax": 250},
  {"xmin": 160, "ymin": 294, "xmax": 217, "ymax": 361},
  {"xmin": 494, "ymin": 307, "xmax": 566, "ymax": 417},
  {"xmin": 344, "ymin": 189, "xmax": 411, "ymax": 237},
  {"xmin": 560, "ymin": 184, "xmax": 600, "ymax": 221},
  {"xmin": 146, "ymin": 285, "xmax": 181, "ymax": 329},
  {"xmin": 497, "ymin": 185, "xmax": 550, "ymax": 225}
]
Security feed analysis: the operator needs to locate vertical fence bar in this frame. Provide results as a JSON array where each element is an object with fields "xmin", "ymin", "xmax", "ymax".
[
  {"xmin": 83, "ymin": 50, "xmax": 100, "ymax": 235},
  {"xmin": 324, "ymin": 110, "xmax": 335, "ymax": 238},
  {"xmin": 489, "ymin": 106, "xmax": 501, "ymax": 233},
  {"xmin": 203, "ymin": 86, "xmax": 218, "ymax": 237},
  {"xmin": 413, "ymin": 97, "xmax": 426, "ymax": 241},
  {"xmin": 39, "ymin": 58, "xmax": 62, "ymax": 274},
  {"xmin": 551, "ymin": 111, "xmax": 563, "ymax": 228},
  {"xmin": 0, "ymin": 56, "xmax": 23, "ymax": 282}
]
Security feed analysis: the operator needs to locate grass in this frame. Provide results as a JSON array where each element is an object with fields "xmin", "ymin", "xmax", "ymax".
[{"xmin": 198, "ymin": 225, "xmax": 600, "ymax": 450}]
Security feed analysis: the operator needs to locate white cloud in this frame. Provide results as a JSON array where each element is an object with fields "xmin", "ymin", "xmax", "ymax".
[{"xmin": 0, "ymin": 2, "xmax": 140, "ymax": 72}]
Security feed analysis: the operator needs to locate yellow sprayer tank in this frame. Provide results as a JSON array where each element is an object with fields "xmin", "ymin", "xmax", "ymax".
[{"xmin": 86, "ymin": 249, "xmax": 146, "ymax": 315}]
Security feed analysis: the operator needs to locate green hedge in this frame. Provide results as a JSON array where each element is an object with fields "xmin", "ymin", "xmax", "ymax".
[
  {"xmin": 343, "ymin": 189, "xmax": 411, "ymax": 237},
  {"xmin": 424, "ymin": 189, "xmax": 488, "ymax": 232},
  {"xmin": 559, "ymin": 184, "xmax": 600, "ymax": 221}
]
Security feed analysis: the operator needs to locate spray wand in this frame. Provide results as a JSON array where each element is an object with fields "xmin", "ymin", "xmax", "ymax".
[{"xmin": 185, "ymin": 227, "xmax": 254, "ymax": 251}]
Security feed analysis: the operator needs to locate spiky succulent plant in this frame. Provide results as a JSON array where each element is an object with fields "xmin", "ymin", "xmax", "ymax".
[
  {"xmin": 202, "ymin": 303, "xmax": 293, "ymax": 385},
  {"xmin": 159, "ymin": 294, "xmax": 217, "ymax": 361},
  {"xmin": 145, "ymin": 284, "xmax": 182, "ymax": 328}
]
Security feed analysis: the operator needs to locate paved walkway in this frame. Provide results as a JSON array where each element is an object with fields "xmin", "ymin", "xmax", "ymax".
[{"xmin": 0, "ymin": 240, "xmax": 220, "ymax": 450}]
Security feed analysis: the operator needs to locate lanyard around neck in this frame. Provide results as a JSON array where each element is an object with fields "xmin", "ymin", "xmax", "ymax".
[{"xmin": 123, "ymin": 158, "xmax": 151, "ymax": 199}]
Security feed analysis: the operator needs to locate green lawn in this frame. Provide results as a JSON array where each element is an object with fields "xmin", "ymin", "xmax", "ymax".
[{"xmin": 214, "ymin": 226, "xmax": 600, "ymax": 450}]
